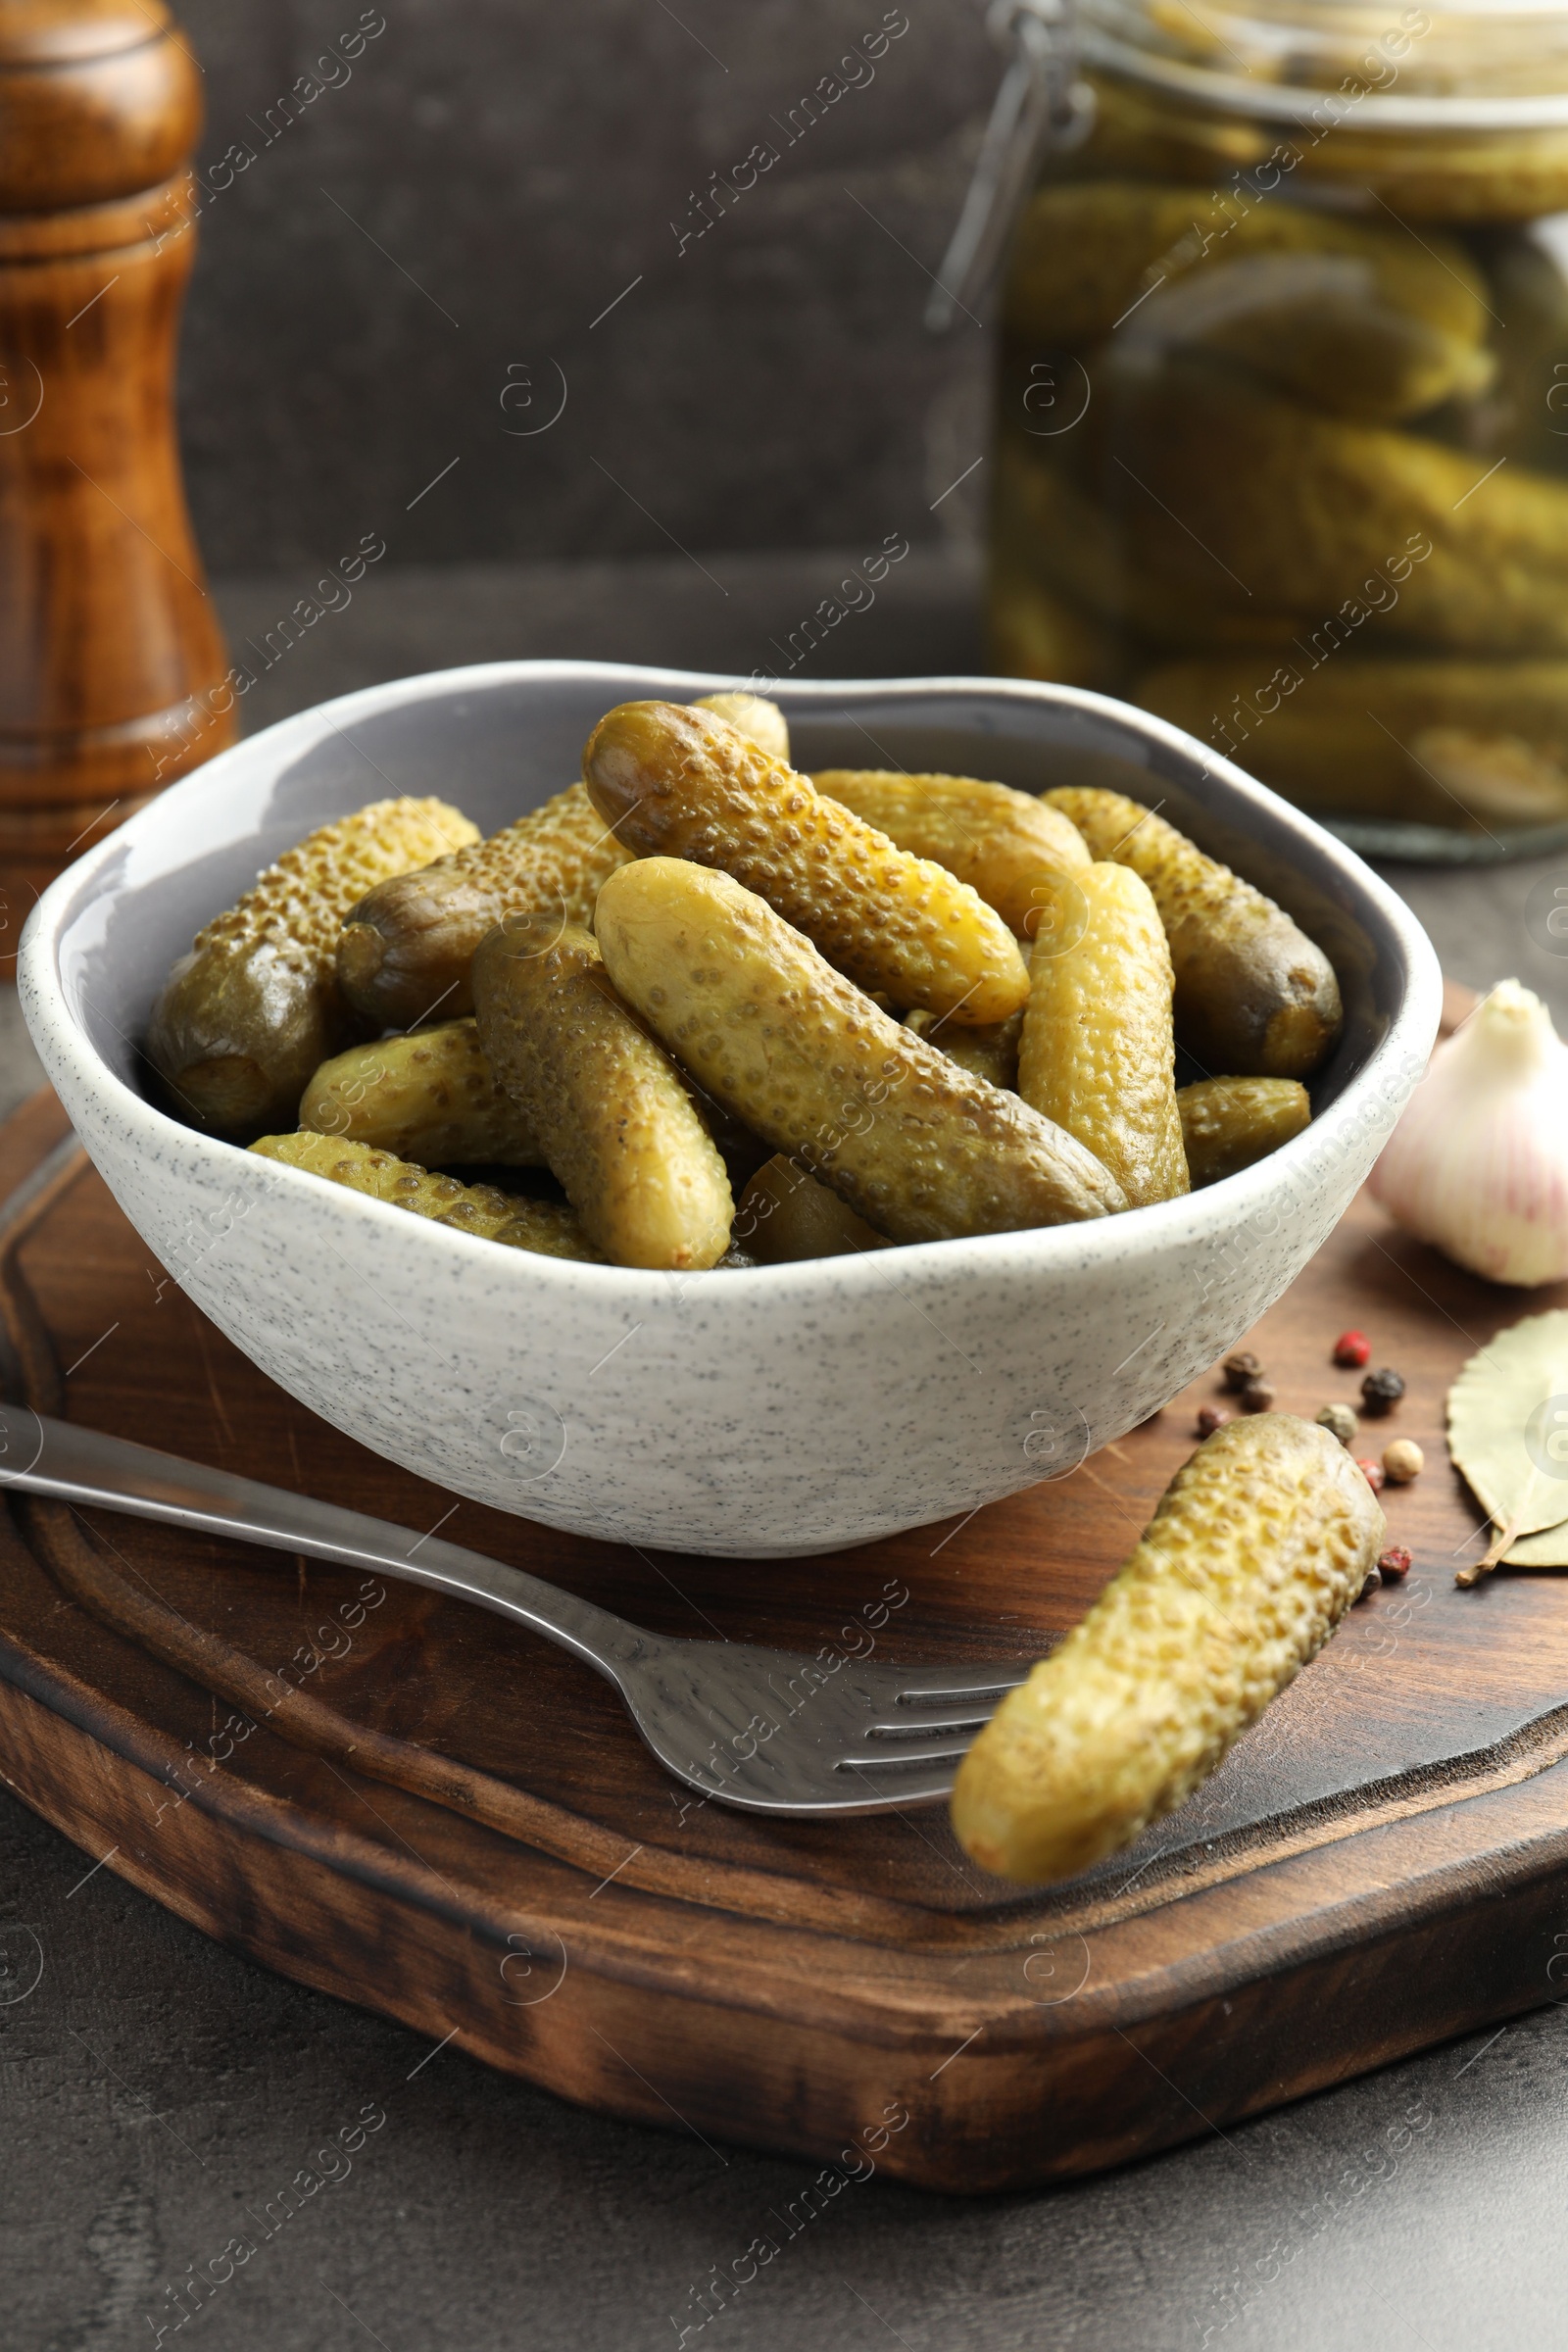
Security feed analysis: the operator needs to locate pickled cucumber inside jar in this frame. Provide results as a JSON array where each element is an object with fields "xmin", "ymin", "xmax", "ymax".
[{"xmin": 987, "ymin": 0, "xmax": 1568, "ymax": 852}]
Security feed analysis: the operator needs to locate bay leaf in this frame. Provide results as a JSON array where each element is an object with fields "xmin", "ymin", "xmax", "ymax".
[
  {"xmin": 1447, "ymin": 1309, "xmax": 1568, "ymax": 1543},
  {"xmin": 1503, "ymin": 1521, "xmax": 1568, "ymax": 1567}
]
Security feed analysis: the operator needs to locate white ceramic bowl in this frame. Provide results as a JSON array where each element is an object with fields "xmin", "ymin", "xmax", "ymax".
[{"xmin": 20, "ymin": 662, "xmax": 1441, "ymax": 1556}]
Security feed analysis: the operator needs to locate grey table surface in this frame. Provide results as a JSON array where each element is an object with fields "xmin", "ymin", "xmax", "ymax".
[{"xmin": 9, "ymin": 555, "xmax": 1568, "ymax": 2352}]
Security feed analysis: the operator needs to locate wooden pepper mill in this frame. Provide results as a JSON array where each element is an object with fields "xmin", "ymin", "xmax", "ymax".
[{"xmin": 0, "ymin": 0, "xmax": 234, "ymax": 914}]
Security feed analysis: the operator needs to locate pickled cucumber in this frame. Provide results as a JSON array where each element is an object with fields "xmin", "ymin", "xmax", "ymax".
[
  {"xmin": 986, "ymin": 557, "xmax": 1123, "ymax": 692},
  {"xmin": 1178, "ymin": 1076, "xmax": 1311, "ymax": 1187},
  {"xmin": 593, "ymin": 858, "xmax": 1125, "ymax": 1244},
  {"xmin": 583, "ymin": 701, "xmax": 1029, "ymax": 1025},
  {"xmin": 734, "ymin": 1154, "xmax": 892, "ymax": 1263},
  {"xmin": 147, "ymin": 797, "xmax": 478, "ymax": 1143},
  {"xmin": 905, "ymin": 1004, "xmax": 1023, "ymax": 1093},
  {"xmin": 951, "ymin": 1414, "xmax": 1383, "ymax": 1883},
  {"xmin": 336, "ymin": 783, "xmax": 629, "ymax": 1032},
  {"xmin": 1098, "ymin": 354, "xmax": 1568, "ymax": 657},
  {"xmin": 1139, "ymin": 655, "xmax": 1568, "ymax": 826},
  {"xmin": 693, "ymin": 692, "xmax": 790, "ymax": 761},
  {"xmin": 1046, "ymin": 786, "xmax": 1342, "ymax": 1078},
  {"xmin": 248, "ymin": 1132, "xmax": 601, "ymax": 1261},
  {"xmin": 1019, "ymin": 861, "xmax": 1187, "ymax": 1207},
  {"xmin": 810, "ymin": 769, "xmax": 1089, "ymax": 938},
  {"xmin": 1078, "ymin": 72, "xmax": 1568, "ymax": 223},
  {"xmin": 1004, "ymin": 180, "xmax": 1491, "ymax": 420},
  {"xmin": 997, "ymin": 435, "xmax": 1305, "ymax": 656},
  {"xmin": 298, "ymin": 1021, "xmax": 542, "ymax": 1167},
  {"xmin": 470, "ymin": 917, "xmax": 734, "ymax": 1272}
]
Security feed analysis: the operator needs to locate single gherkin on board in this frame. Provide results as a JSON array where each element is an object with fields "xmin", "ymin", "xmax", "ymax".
[
  {"xmin": 1177, "ymin": 1077, "xmax": 1311, "ymax": 1188},
  {"xmin": 1018, "ymin": 860, "xmax": 1188, "ymax": 1209},
  {"xmin": 471, "ymin": 916, "xmax": 735, "ymax": 1272},
  {"xmin": 808, "ymin": 768, "xmax": 1090, "ymax": 937},
  {"xmin": 1045, "ymin": 786, "xmax": 1342, "ymax": 1078},
  {"xmin": 1447, "ymin": 1311, "xmax": 1568, "ymax": 1578},
  {"xmin": 249, "ymin": 1133, "xmax": 602, "ymax": 1261},
  {"xmin": 298, "ymin": 1021, "xmax": 543, "ymax": 1167},
  {"xmin": 145, "ymin": 797, "xmax": 478, "ymax": 1143},
  {"xmin": 1004, "ymin": 180, "xmax": 1494, "ymax": 421},
  {"xmin": 582, "ymin": 700, "xmax": 1030, "ymax": 1024},
  {"xmin": 593, "ymin": 858, "xmax": 1126, "ymax": 1244},
  {"xmin": 952, "ymin": 1414, "xmax": 1384, "ymax": 1883}
]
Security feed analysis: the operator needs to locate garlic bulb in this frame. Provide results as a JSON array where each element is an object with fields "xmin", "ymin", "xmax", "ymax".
[{"xmin": 1370, "ymin": 981, "xmax": 1568, "ymax": 1286}]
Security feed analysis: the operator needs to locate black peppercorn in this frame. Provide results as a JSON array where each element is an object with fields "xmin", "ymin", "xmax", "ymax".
[
  {"xmin": 1239, "ymin": 1380, "xmax": 1275, "ymax": 1413},
  {"xmin": 1360, "ymin": 1367, "xmax": 1405, "ymax": 1416},
  {"xmin": 1222, "ymin": 1349, "xmax": 1262, "ymax": 1392}
]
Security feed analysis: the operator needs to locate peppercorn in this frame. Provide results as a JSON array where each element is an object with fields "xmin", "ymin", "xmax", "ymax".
[
  {"xmin": 1196, "ymin": 1404, "xmax": 1230, "ymax": 1437},
  {"xmin": 1360, "ymin": 1367, "xmax": 1405, "ymax": 1416},
  {"xmin": 1356, "ymin": 1457, "xmax": 1387, "ymax": 1494},
  {"xmin": 1238, "ymin": 1379, "xmax": 1275, "ymax": 1413},
  {"xmin": 1382, "ymin": 1439, "xmax": 1424, "ymax": 1485},
  {"xmin": 1378, "ymin": 1544, "xmax": 1413, "ymax": 1578},
  {"xmin": 1334, "ymin": 1330, "xmax": 1371, "ymax": 1368},
  {"xmin": 1354, "ymin": 1565, "xmax": 1383, "ymax": 1603},
  {"xmin": 1222, "ymin": 1349, "xmax": 1263, "ymax": 1392},
  {"xmin": 1315, "ymin": 1402, "xmax": 1358, "ymax": 1447}
]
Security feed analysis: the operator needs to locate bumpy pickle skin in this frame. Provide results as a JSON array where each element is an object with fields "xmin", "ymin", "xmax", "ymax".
[
  {"xmin": 582, "ymin": 701, "xmax": 1029, "ymax": 1025},
  {"xmin": 1178, "ymin": 1077, "xmax": 1310, "ymax": 1188},
  {"xmin": 1019, "ymin": 861, "xmax": 1188, "ymax": 1208},
  {"xmin": 593, "ymin": 858, "xmax": 1125, "ymax": 1245},
  {"xmin": 952, "ymin": 1415, "xmax": 1384, "ymax": 1884},
  {"xmin": 1046, "ymin": 786, "xmax": 1342, "ymax": 1079},
  {"xmin": 735, "ymin": 1154, "xmax": 892, "ymax": 1263},
  {"xmin": 1004, "ymin": 180, "xmax": 1492, "ymax": 420},
  {"xmin": 692, "ymin": 692, "xmax": 789, "ymax": 761},
  {"xmin": 248, "ymin": 1133, "xmax": 602, "ymax": 1261},
  {"xmin": 905, "ymin": 1005, "xmax": 1023, "ymax": 1093},
  {"xmin": 810, "ymin": 769, "xmax": 1089, "ymax": 938},
  {"xmin": 298, "ymin": 1020, "xmax": 543, "ymax": 1167},
  {"xmin": 336, "ymin": 783, "xmax": 629, "ymax": 1032},
  {"xmin": 1097, "ymin": 354, "xmax": 1568, "ymax": 657},
  {"xmin": 471, "ymin": 918, "xmax": 734, "ymax": 1273},
  {"xmin": 146, "ymin": 797, "xmax": 478, "ymax": 1144}
]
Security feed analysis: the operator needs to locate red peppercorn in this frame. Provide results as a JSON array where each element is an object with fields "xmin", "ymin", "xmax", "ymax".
[
  {"xmin": 1334, "ymin": 1330, "xmax": 1371, "ymax": 1368},
  {"xmin": 1378, "ymin": 1544, "xmax": 1413, "ymax": 1578},
  {"xmin": 1356, "ymin": 1457, "xmax": 1386, "ymax": 1494},
  {"xmin": 1197, "ymin": 1405, "xmax": 1230, "ymax": 1436}
]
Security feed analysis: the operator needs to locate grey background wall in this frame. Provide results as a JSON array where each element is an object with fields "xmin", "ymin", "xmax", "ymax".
[{"xmin": 170, "ymin": 0, "xmax": 999, "ymax": 580}]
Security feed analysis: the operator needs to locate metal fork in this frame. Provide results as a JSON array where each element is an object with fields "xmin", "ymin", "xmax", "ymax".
[{"xmin": 0, "ymin": 1407, "xmax": 1030, "ymax": 1816}]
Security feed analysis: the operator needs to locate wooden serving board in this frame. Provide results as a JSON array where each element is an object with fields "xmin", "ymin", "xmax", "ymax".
[{"xmin": 6, "ymin": 1077, "xmax": 1568, "ymax": 2193}]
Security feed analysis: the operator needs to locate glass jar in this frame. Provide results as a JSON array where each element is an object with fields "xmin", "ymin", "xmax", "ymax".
[{"xmin": 985, "ymin": 0, "xmax": 1568, "ymax": 858}]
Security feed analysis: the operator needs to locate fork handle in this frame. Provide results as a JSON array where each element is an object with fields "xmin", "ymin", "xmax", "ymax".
[{"xmin": 0, "ymin": 1406, "xmax": 649, "ymax": 1682}]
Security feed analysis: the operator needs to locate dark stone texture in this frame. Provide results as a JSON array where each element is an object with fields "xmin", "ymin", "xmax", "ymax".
[{"xmin": 170, "ymin": 0, "xmax": 997, "ymax": 574}]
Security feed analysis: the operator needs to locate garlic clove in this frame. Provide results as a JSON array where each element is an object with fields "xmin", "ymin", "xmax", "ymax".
[{"xmin": 1368, "ymin": 980, "xmax": 1568, "ymax": 1288}]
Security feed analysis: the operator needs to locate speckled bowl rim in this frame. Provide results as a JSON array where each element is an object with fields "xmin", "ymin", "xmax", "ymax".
[{"xmin": 19, "ymin": 662, "xmax": 1445, "ymax": 1309}]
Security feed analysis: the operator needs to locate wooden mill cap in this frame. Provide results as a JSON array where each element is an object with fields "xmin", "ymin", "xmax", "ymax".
[{"xmin": 0, "ymin": 0, "xmax": 202, "ymax": 213}]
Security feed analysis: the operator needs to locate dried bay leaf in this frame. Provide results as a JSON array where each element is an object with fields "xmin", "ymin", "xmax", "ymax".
[
  {"xmin": 1503, "ymin": 1520, "xmax": 1568, "ymax": 1567},
  {"xmin": 1447, "ymin": 1309, "xmax": 1568, "ymax": 1544}
]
